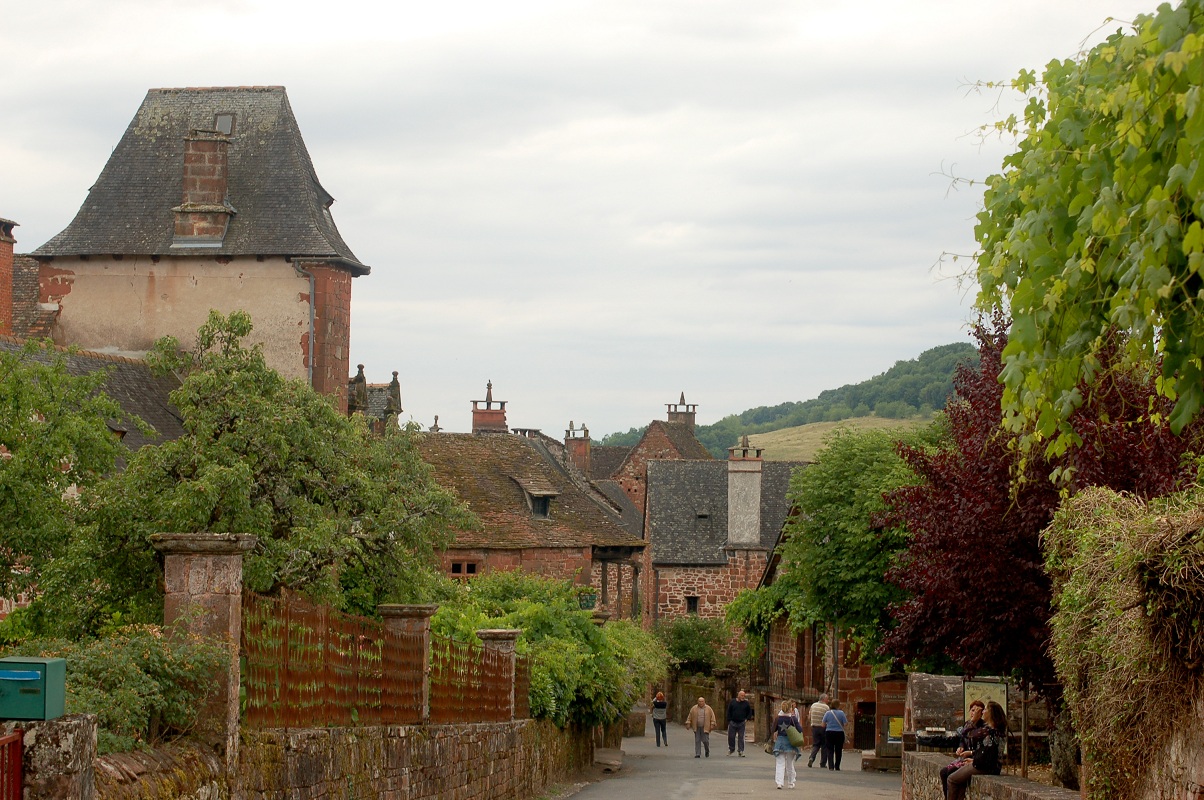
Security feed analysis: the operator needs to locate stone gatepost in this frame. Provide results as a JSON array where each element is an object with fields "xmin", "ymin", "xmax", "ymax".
[
  {"xmin": 477, "ymin": 629, "xmax": 521, "ymax": 721},
  {"xmin": 379, "ymin": 604, "xmax": 438, "ymax": 723},
  {"xmin": 150, "ymin": 532, "xmax": 256, "ymax": 782}
]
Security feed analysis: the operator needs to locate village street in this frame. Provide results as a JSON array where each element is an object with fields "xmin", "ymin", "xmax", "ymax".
[{"xmin": 561, "ymin": 719, "xmax": 902, "ymax": 800}]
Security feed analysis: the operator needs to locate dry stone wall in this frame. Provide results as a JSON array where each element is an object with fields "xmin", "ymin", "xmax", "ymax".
[{"xmin": 238, "ymin": 719, "xmax": 591, "ymax": 800}]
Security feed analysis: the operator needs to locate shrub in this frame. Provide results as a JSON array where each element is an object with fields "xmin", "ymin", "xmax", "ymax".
[
  {"xmin": 654, "ymin": 616, "xmax": 731, "ymax": 674},
  {"xmin": 2, "ymin": 624, "xmax": 228, "ymax": 753}
]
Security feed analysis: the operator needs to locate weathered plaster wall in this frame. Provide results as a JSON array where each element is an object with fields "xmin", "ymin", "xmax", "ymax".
[{"xmin": 40, "ymin": 255, "xmax": 311, "ymax": 380}]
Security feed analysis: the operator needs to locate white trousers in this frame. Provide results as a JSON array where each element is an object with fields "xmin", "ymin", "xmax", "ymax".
[{"xmin": 775, "ymin": 752, "xmax": 797, "ymax": 787}]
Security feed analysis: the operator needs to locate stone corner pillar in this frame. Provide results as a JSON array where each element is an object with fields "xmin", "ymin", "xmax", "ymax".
[
  {"xmin": 379, "ymin": 604, "xmax": 439, "ymax": 723},
  {"xmin": 151, "ymin": 532, "xmax": 256, "ymax": 782},
  {"xmin": 476, "ymin": 628, "xmax": 521, "ymax": 721}
]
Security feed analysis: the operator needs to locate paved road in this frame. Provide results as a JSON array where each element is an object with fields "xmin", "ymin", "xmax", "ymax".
[{"xmin": 564, "ymin": 719, "xmax": 902, "ymax": 800}]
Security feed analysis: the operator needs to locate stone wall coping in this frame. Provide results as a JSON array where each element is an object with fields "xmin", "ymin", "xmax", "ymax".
[
  {"xmin": 905, "ymin": 752, "xmax": 1079, "ymax": 800},
  {"xmin": 151, "ymin": 532, "xmax": 258, "ymax": 554},
  {"xmin": 377, "ymin": 603, "xmax": 439, "ymax": 619}
]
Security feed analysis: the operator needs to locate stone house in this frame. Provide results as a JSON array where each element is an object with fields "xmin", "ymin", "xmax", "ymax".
[
  {"xmin": 414, "ymin": 383, "xmax": 646, "ymax": 620},
  {"xmin": 4, "ymin": 86, "xmax": 368, "ymax": 412}
]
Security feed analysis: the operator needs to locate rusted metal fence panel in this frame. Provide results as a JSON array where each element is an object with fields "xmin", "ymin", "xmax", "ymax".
[
  {"xmin": 428, "ymin": 635, "xmax": 517, "ymax": 723},
  {"xmin": 0, "ymin": 729, "xmax": 21, "ymax": 800},
  {"xmin": 242, "ymin": 592, "xmax": 424, "ymax": 728}
]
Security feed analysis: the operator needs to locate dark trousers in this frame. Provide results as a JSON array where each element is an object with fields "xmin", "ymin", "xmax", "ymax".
[
  {"xmin": 947, "ymin": 763, "xmax": 984, "ymax": 800},
  {"xmin": 653, "ymin": 717, "xmax": 667, "ymax": 746},
  {"xmin": 809, "ymin": 726, "xmax": 826, "ymax": 766},
  {"xmin": 940, "ymin": 760, "xmax": 967, "ymax": 797},
  {"xmin": 823, "ymin": 730, "xmax": 845, "ymax": 769},
  {"xmin": 727, "ymin": 720, "xmax": 747, "ymax": 753}
]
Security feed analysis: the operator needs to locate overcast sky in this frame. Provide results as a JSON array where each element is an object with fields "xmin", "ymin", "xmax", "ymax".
[{"xmin": 0, "ymin": 1, "xmax": 1157, "ymax": 438}]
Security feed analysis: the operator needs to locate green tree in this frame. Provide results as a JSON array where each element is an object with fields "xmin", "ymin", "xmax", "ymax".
[
  {"xmin": 30, "ymin": 311, "xmax": 475, "ymax": 635},
  {"xmin": 653, "ymin": 615, "xmax": 732, "ymax": 674},
  {"xmin": 774, "ymin": 424, "xmax": 944, "ymax": 659},
  {"xmin": 975, "ymin": 1, "xmax": 1204, "ymax": 452},
  {"xmin": 0, "ymin": 341, "xmax": 131, "ymax": 599}
]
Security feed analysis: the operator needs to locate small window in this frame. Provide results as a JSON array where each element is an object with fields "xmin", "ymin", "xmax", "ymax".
[
  {"xmin": 686, "ymin": 596, "xmax": 700, "ymax": 614},
  {"xmin": 696, "ymin": 512, "xmax": 709, "ymax": 519},
  {"xmin": 214, "ymin": 113, "xmax": 235, "ymax": 135},
  {"xmin": 531, "ymin": 496, "xmax": 550, "ymax": 518},
  {"xmin": 450, "ymin": 561, "xmax": 479, "ymax": 578}
]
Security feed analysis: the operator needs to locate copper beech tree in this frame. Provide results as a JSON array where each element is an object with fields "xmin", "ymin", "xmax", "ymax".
[{"xmin": 881, "ymin": 318, "xmax": 1204, "ymax": 685}]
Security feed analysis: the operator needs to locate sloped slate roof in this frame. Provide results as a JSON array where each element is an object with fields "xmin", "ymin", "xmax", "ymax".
[
  {"xmin": 646, "ymin": 460, "xmax": 805, "ymax": 566},
  {"xmin": 594, "ymin": 479, "xmax": 644, "ymax": 537},
  {"xmin": 0, "ymin": 336, "xmax": 184, "ymax": 452},
  {"xmin": 34, "ymin": 87, "xmax": 367, "ymax": 274},
  {"xmin": 415, "ymin": 433, "xmax": 645, "ymax": 551},
  {"xmin": 589, "ymin": 445, "xmax": 631, "ymax": 480}
]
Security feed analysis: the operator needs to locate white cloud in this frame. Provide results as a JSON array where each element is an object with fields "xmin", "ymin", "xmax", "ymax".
[{"xmin": 0, "ymin": 0, "xmax": 1159, "ymax": 436}]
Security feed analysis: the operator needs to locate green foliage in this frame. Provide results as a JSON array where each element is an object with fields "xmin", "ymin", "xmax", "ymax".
[
  {"xmin": 1044, "ymin": 486, "xmax": 1204, "ymax": 800},
  {"xmin": 774, "ymin": 423, "xmax": 945, "ymax": 659},
  {"xmin": 431, "ymin": 570, "xmax": 669, "ymax": 727},
  {"xmin": 0, "ymin": 340, "xmax": 131, "ymax": 598},
  {"xmin": 653, "ymin": 615, "xmax": 732, "ymax": 674},
  {"xmin": 599, "ymin": 343, "xmax": 974, "ymax": 455},
  {"xmin": 975, "ymin": 2, "xmax": 1204, "ymax": 452},
  {"xmin": 28, "ymin": 310, "xmax": 476, "ymax": 636},
  {"xmin": 725, "ymin": 581, "xmax": 812, "ymax": 655},
  {"xmin": 2, "ymin": 624, "xmax": 228, "ymax": 754}
]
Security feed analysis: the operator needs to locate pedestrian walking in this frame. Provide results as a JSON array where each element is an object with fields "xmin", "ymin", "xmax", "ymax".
[
  {"xmin": 685, "ymin": 696, "xmax": 716, "ymax": 758},
  {"xmin": 822, "ymin": 699, "xmax": 849, "ymax": 771},
  {"xmin": 726, "ymin": 690, "xmax": 754, "ymax": 756},
  {"xmin": 807, "ymin": 693, "xmax": 829, "ymax": 768},
  {"xmin": 652, "ymin": 691, "xmax": 669, "ymax": 747},
  {"xmin": 771, "ymin": 700, "xmax": 804, "ymax": 789}
]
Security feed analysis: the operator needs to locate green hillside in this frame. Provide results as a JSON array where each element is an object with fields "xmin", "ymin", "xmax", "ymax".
[
  {"xmin": 599, "ymin": 342, "xmax": 976, "ymax": 457},
  {"xmin": 747, "ymin": 416, "xmax": 933, "ymax": 462}
]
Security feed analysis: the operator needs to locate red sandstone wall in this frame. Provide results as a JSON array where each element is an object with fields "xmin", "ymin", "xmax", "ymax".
[
  {"xmin": 613, "ymin": 425, "xmax": 680, "ymax": 512},
  {"xmin": 305, "ymin": 263, "xmax": 352, "ymax": 414}
]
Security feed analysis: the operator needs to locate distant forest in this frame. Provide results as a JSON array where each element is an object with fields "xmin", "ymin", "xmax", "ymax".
[{"xmin": 599, "ymin": 342, "xmax": 978, "ymax": 457}]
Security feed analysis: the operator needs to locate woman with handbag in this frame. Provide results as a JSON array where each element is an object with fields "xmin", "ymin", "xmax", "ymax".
[
  {"xmin": 821, "ymin": 700, "xmax": 849, "ymax": 770},
  {"xmin": 772, "ymin": 700, "xmax": 805, "ymax": 789}
]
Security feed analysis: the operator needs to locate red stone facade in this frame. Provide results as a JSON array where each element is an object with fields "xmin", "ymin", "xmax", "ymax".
[
  {"xmin": 614, "ymin": 423, "xmax": 691, "ymax": 513},
  {"xmin": 304, "ymin": 263, "xmax": 353, "ymax": 414},
  {"xmin": 0, "ymin": 220, "xmax": 13, "ymax": 335}
]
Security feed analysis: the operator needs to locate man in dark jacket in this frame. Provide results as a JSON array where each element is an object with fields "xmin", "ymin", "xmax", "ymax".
[{"xmin": 726, "ymin": 690, "xmax": 754, "ymax": 756}]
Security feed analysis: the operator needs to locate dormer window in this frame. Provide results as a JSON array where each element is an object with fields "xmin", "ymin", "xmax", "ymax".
[
  {"xmin": 214, "ymin": 113, "xmax": 235, "ymax": 135},
  {"xmin": 511, "ymin": 475, "xmax": 559, "ymax": 520}
]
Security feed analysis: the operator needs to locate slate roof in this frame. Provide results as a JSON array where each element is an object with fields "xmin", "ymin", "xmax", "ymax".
[
  {"xmin": 654, "ymin": 421, "xmax": 714, "ymax": 460},
  {"xmin": 0, "ymin": 336, "xmax": 184, "ymax": 452},
  {"xmin": 33, "ymin": 87, "xmax": 367, "ymax": 274},
  {"xmin": 415, "ymin": 433, "xmax": 645, "ymax": 551},
  {"xmin": 594, "ymin": 478, "xmax": 645, "ymax": 536},
  {"xmin": 589, "ymin": 445, "xmax": 631, "ymax": 480},
  {"xmin": 646, "ymin": 460, "xmax": 805, "ymax": 566}
]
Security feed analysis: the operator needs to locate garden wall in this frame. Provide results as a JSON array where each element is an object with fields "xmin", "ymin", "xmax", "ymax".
[{"xmin": 904, "ymin": 752, "xmax": 1076, "ymax": 800}]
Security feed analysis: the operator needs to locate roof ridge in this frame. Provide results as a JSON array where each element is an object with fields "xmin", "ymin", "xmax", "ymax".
[{"xmin": 0, "ymin": 334, "xmax": 152, "ymax": 366}]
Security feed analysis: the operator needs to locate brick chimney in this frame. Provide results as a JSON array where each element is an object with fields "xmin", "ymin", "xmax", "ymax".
[
  {"xmin": 666, "ymin": 392, "xmax": 697, "ymax": 430},
  {"xmin": 565, "ymin": 420, "xmax": 591, "ymax": 474},
  {"xmin": 726, "ymin": 434, "xmax": 763, "ymax": 548},
  {"xmin": 0, "ymin": 218, "xmax": 15, "ymax": 335},
  {"xmin": 472, "ymin": 380, "xmax": 509, "ymax": 434},
  {"xmin": 171, "ymin": 130, "xmax": 235, "ymax": 247}
]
